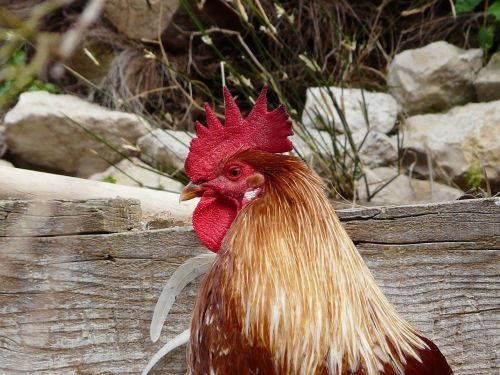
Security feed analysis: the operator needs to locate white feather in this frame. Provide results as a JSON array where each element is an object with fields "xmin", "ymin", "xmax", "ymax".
[
  {"xmin": 142, "ymin": 329, "xmax": 190, "ymax": 375},
  {"xmin": 150, "ymin": 252, "xmax": 216, "ymax": 342}
]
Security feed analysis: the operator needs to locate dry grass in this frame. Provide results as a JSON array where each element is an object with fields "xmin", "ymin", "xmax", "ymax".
[{"xmin": 1, "ymin": 0, "xmax": 492, "ymax": 200}]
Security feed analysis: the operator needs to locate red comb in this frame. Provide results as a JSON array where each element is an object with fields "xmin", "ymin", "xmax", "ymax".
[{"xmin": 185, "ymin": 86, "xmax": 293, "ymax": 182}]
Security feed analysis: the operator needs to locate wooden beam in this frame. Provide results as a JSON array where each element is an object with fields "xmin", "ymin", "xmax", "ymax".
[
  {"xmin": 0, "ymin": 166, "xmax": 197, "ymax": 222},
  {"xmin": 338, "ymin": 198, "xmax": 500, "ymax": 245},
  {"xmin": 0, "ymin": 198, "xmax": 498, "ymax": 374},
  {"xmin": 0, "ymin": 198, "xmax": 141, "ymax": 237}
]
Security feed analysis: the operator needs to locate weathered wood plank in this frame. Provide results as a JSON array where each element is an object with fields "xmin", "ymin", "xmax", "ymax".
[
  {"xmin": 0, "ymin": 198, "xmax": 142, "ymax": 237},
  {"xmin": 337, "ymin": 198, "xmax": 500, "ymax": 245},
  {"xmin": 0, "ymin": 228, "xmax": 201, "ymax": 375},
  {"xmin": 0, "ymin": 198, "xmax": 498, "ymax": 374},
  {"xmin": 0, "ymin": 166, "xmax": 198, "ymax": 221}
]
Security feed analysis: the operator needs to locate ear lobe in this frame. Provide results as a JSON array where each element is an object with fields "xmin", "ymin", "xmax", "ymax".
[{"xmin": 246, "ymin": 173, "xmax": 265, "ymax": 188}]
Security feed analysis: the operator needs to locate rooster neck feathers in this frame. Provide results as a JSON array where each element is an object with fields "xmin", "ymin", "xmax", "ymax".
[
  {"xmin": 215, "ymin": 151, "xmax": 426, "ymax": 375},
  {"xmin": 185, "ymin": 88, "xmax": 449, "ymax": 374}
]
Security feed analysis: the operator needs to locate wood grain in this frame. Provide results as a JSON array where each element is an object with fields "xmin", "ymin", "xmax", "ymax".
[
  {"xmin": 0, "ymin": 198, "xmax": 498, "ymax": 374},
  {"xmin": 0, "ymin": 166, "xmax": 198, "ymax": 220},
  {"xmin": 0, "ymin": 198, "xmax": 142, "ymax": 237}
]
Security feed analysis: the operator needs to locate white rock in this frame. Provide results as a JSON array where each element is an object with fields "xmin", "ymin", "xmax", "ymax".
[
  {"xmin": 292, "ymin": 129, "xmax": 397, "ymax": 169},
  {"xmin": 357, "ymin": 167, "xmax": 462, "ymax": 205},
  {"xmin": 302, "ymin": 87, "xmax": 398, "ymax": 134},
  {"xmin": 402, "ymin": 100, "xmax": 500, "ymax": 186},
  {"xmin": 0, "ymin": 159, "xmax": 14, "ymax": 168},
  {"xmin": 4, "ymin": 92, "xmax": 149, "ymax": 177},
  {"xmin": 138, "ymin": 129, "xmax": 192, "ymax": 172},
  {"xmin": 291, "ymin": 128, "xmax": 333, "ymax": 167},
  {"xmin": 388, "ymin": 41, "xmax": 483, "ymax": 114},
  {"xmin": 474, "ymin": 51, "xmax": 500, "ymax": 102},
  {"xmin": 104, "ymin": 0, "xmax": 180, "ymax": 40},
  {"xmin": 354, "ymin": 131, "xmax": 398, "ymax": 168},
  {"xmin": 89, "ymin": 157, "xmax": 184, "ymax": 193}
]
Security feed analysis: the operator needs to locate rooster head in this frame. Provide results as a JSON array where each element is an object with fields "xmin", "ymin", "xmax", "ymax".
[{"xmin": 180, "ymin": 87, "xmax": 293, "ymax": 252}]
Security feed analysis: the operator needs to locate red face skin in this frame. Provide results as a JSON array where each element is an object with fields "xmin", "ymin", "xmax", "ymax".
[{"xmin": 191, "ymin": 161, "xmax": 265, "ymax": 252}]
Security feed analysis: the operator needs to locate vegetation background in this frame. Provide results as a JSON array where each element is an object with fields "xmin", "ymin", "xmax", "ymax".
[{"xmin": 1, "ymin": 0, "xmax": 499, "ymax": 201}]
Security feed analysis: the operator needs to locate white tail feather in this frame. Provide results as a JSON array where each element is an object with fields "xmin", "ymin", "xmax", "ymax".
[
  {"xmin": 142, "ymin": 329, "xmax": 190, "ymax": 375},
  {"xmin": 150, "ymin": 252, "xmax": 216, "ymax": 342}
]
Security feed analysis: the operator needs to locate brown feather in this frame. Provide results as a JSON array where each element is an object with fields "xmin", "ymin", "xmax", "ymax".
[{"xmin": 188, "ymin": 151, "xmax": 451, "ymax": 374}]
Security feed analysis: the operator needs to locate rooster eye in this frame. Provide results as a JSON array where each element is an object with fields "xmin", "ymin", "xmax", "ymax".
[{"xmin": 227, "ymin": 166, "xmax": 241, "ymax": 179}]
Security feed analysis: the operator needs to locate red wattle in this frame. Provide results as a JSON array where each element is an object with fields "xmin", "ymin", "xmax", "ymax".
[{"xmin": 192, "ymin": 194, "xmax": 238, "ymax": 252}]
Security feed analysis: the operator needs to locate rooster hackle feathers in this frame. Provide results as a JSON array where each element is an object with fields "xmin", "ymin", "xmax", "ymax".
[{"xmin": 144, "ymin": 87, "xmax": 452, "ymax": 375}]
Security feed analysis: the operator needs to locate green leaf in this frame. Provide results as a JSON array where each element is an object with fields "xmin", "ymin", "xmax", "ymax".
[
  {"xmin": 466, "ymin": 164, "xmax": 483, "ymax": 189},
  {"xmin": 102, "ymin": 176, "xmax": 117, "ymax": 184},
  {"xmin": 0, "ymin": 80, "xmax": 12, "ymax": 96},
  {"xmin": 488, "ymin": 0, "xmax": 500, "ymax": 21},
  {"xmin": 42, "ymin": 82, "xmax": 59, "ymax": 93},
  {"xmin": 479, "ymin": 26, "xmax": 495, "ymax": 51},
  {"xmin": 10, "ymin": 50, "xmax": 27, "ymax": 66},
  {"xmin": 26, "ymin": 80, "xmax": 59, "ymax": 94},
  {"xmin": 454, "ymin": 0, "xmax": 483, "ymax": 13},
  {"xmin": 27, "ymin": 80, "xmax": 43, "ymax": 91}
]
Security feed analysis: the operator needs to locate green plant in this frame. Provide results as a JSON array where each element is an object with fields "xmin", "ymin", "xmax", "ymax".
[
  {"xmin": 455, "ymin": 0, "xmax": 500, "ymax": 52},
  {"xmin": 0, "ymin": 1, "xmax": 64, "ymax": 109},
  {"xmin": 101, "ymin": 175, "xmax": 117, "ymax": 184},
  {"xmin": 0, "ymin": 48, "xmax": 59, "ymax": 103},
  {"xmin": 466, "ymin": 163, "xmax": 483, "ymax": 189}
]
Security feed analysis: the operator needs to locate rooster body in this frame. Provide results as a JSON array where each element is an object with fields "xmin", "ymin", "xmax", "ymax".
[{"xmin": 180, "ymin": 88, "xmax": 452, "ymax": 375}]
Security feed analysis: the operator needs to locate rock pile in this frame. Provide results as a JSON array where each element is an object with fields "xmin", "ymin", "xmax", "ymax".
[
  {"xmin": 387, "ymin": 41, "xmax": 483, "ymax": 114},
  {"xmin": 1, "ymin": 92, "xmax": 182, "ymax": 193},
  {"xmin": 299, "ymin": 87, "xmax": 400, "ymax": 170},
  {"xmin": 4, "ymin": 91, "xmax": 149, "ymax": 177},
  {"xmin": 1, "ymin": 41, "xmax": 498, "ymax": 205},
  {"xmin": 297, "ymin": 83, "xmax": 465, "ymax": 204},
  {"xmin": 387, "ymin": 42, "xmax": 500, "ymax": 196},
  {"xmin": 474, "ymin": 51, "xmax": 500, "ymax": 102},
  {"xmin": 402, "ymin": 102, "xmax": 500, "ymax": 187},
  {"xmin": 297, "ymin": 41, "xmax": 499, "ymax": 204}
]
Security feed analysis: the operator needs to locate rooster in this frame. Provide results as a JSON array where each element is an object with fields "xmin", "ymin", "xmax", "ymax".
[{"xmin": 149, "ymin": 87, "xmax": 452, "ymax": 375}]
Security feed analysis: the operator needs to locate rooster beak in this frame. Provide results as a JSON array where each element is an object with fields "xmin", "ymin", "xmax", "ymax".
[{"xmin": 179, "ymin": 182, "xmax": 205, "ymax": 202}]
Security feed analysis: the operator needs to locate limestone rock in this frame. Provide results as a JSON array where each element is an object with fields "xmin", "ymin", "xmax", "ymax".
[
  {"xmin": 0, "ymin": 159, "xmax": 14, "ymax": 168},
  {"xmin": 388, "ymin": 41, "xmax": 483, "ymax": 114},
  {"xmin": 401, "ymin": 100, "xmax": 500, "ymax": 188},
  {"xmin": 291, "ymin": 129, "xmax": 333, "ymax": 168},
  {"xmin": 292, "ymin": 129, "xmax": 397, "ymax": 169},
  {"xmin": 302, "ymin": 87, "xmax": 398, "ymax": 134},
  {"xmin": 358, "ymin": 167, "xmax": 462, "ymax": 205},
  {"xmin": 4, "ymin": 92, "xmax": 149, "ymax": 177},
  {"xmin": 89, "ymin": 157, "xmax": 184, "ymax": 192},
  {"xmin": 474, "ymin": 51, "xmax": 500, "ymax": 102},
  {"xmin": 355, "ymin": 132, "xmax": 398, "ymax": 168},
  {"xmin": 138, "ymin": 129, "xmax": 192, "ymax": 173},
  {"xmin": 104, "ymin": 0, "xmax": 180, "ymax": 41}
]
